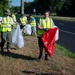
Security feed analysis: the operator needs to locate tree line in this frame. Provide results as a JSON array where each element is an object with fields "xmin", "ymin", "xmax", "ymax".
[
  {"xmin": 0, "ymin": 0, "xmax": 10, "ymax": 16},
  {"xmin": 24, "ymin": 0, "xmax": 75, "ymax": 17},
  {"xmin": 0, "ymin": 0, "xmax": 75, "ymax": 17}
]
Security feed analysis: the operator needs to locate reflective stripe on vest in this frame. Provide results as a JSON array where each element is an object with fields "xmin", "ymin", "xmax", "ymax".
[
  {"xmin": 37, "ymin": 18, "xmax": 51, "ymax": 37},
  {"xmin": 1, "ymin": 17, "xmax": 11, "ymax": 32},
  {"xmin": 20, "ymin": 17, "xmax": 27, "ymax": 25},
  {"xmin": 12, "ymin": 14, "xmax": 16, "ymax": 22},
  {"xmin": 30, "ymin": 17, "xmax": 36, "ymax": 26}
]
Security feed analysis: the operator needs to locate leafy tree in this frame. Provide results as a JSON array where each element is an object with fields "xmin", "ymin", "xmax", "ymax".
[
  {"xmin": 0, "ymin": 0, "xmax": 10, "ymax": 16},
  {"xmin": 33, "ymin": 0, "xmax": 64, "ymax": 14},
  {"xmin": 11, "ymin": 0, "xmax": 75, "ymax": 16}
]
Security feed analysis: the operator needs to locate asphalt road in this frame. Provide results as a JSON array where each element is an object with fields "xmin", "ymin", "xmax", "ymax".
[{"xmin": 53, "ymin": 20, "xmax": 75, "ymax": 53}]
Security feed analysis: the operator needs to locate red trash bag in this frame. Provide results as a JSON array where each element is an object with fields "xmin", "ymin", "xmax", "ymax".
[{"xmin": 41, "ymin": 28, "xmax": 58, "ymax": 57}]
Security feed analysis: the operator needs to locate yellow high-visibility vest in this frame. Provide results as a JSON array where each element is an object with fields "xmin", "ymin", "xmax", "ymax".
[
  {"xmin": 12, "ymin": 14, "xmax": 16, "ymax": 22},
  {"xmin": 20, "ymin": 16, "xmax": 27, "ymax": 25},
  {"xmin": 38, "ymin": 17, "xmax": 51, "ymax": 37},
  {"xmin": 1, "ymin": 17, "xmax": 12, "ymax": 32},
  {"xmin": 29, "ymin": 17, "xmax": 36, "ymax": 27}
]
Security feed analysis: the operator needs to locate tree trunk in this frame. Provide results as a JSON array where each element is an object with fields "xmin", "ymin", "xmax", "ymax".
[{"xmin": 21, "ymin": 0, "xmax": 24, "ymax": 15}]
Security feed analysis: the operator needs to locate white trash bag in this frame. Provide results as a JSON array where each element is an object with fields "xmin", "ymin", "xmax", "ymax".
[
  {"xmin": 12, "ymin": 24, "xmax": 24, "ymax": 48},
  {"xmin": 52, "ymin": 26, "xmax": 59, "ymax": 41},
  {"xmin": 23, "ymin": 24, "xmax": 31, "ymax": 35}
]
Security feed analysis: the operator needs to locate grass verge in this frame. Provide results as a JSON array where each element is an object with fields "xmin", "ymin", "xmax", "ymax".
[
  {"xmin": 32, "ymin": 15, "xmax": 75, "ymax": 22},
  {"xmin": 55, "ymin": 44, "xmax": 75, "ymax": 58},
  {"xmin": 0, "ymin": 36, "xmax": 75, "ymax": 75}
]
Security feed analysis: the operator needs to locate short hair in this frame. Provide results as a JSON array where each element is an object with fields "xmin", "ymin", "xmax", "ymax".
[
  {"xmin": 21, "ymin": 14, "xmax": 24, "ymax": 16},
  {"xmin": 44, "ymin": 10, "xmax": 50, "ymax": 14},
  {"xmin": 13, "ymin": 10, "xmax": 17, "ymax": 13}
]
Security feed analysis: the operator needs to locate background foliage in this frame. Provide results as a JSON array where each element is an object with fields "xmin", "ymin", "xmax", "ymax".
[{"xmin": 0, "ymin": 0, "xmax": 75, "ymax": 16}]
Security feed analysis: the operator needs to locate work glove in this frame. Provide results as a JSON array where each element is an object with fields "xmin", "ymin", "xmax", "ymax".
[{"xmin": 42, "ymin": 28, "xmax": 48, "ymax": 31}]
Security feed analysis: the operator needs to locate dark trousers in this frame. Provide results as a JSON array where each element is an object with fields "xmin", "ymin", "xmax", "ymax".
[
  {"xmin": 38, "ymin": 37, "xmax": 48, "ymax": 60},
  {"xmin": 0, "ymin": 31, "xmax": 12, "ymax": 50}
]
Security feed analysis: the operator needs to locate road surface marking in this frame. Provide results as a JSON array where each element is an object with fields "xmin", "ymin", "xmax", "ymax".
[
  {"xmin": 59, "ymin": 23, "xmax": 64, "ymax": 25},
  {"xmin": 60, "ymin": 29, "xmax": 75, "ymax": 35}
]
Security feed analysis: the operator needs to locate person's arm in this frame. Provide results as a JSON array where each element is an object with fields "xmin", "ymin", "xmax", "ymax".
[
  {"xmin": 38, "ymin": 24, "xmax": 43, "ymax": 29},
  {"xmin": 25, "ymin": 17, "xmax": 28, "ymax": 24},
  {"xmin": 37, "ymin": 19, "xmax": 43, "ymax": 30},
  {"xmin": 10, "ymin": 17, "xmax": 17, "ymax": 28},
  {"xmin": 10, "ymin": 17, "xmax": 15, "ymax": 24}
]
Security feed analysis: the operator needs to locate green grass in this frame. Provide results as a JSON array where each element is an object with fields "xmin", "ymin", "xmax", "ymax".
[
  {"xmin": 55, "ymin": 44, "xmax": 75, "ymax": 59},
  {"xmin": 50, "ymin": 16, "xmax": 75, "ymax": 22},
  {"xmin": 32, "ymin": 15, "xmax": 75, "ymax": 22}
]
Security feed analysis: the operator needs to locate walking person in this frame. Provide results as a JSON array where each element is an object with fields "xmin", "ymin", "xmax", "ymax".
[
  {"xmin": 29, "ymin": 14, "xmax": 36, "ymax": 36},
  {"xmin": 12, "ymin": 10, "xmax": 17, "ymax": 23},
  {"xmin": 0, "ymin": 9, "xmax": 14, "ymax": 53},
  {"xmin": 37, "ymin": 10, "xmax": 55, "ymax": 60},
  {"xmin": 20, "ymin": 14, "xmax": 28, "ymax": 30}
]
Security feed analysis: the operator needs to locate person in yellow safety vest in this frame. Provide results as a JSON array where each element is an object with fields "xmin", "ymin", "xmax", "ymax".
[
  {"xmin": 0, "ymin": 9, "xmax": 14, "ymax": 54},
  {"xmin": 37, "ymin": 10, "xmax": 55, "ymax": 60},
  {"xmin": 29, "ymin": 14, "xmax": 36, "ymax": 36},
  {"xmin": 20, "ymin": 14, "xmax": 28, "ymax": 30},
  {"xmin": 12, "ymin": 10, "xmax": 17, "ymax": 23}
]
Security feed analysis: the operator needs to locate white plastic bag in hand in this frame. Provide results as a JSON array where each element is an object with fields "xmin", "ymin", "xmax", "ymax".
[
  {"xmin": 23, "ymin": 24, "xmax": 31, "ymax": 35},
  {"xmin": 52, "ymin": 26, "xmax": 59, "ymax": 41},
  {"xmin": 12, "ymin": 24, "xmax": 24, "ymax": 48}
]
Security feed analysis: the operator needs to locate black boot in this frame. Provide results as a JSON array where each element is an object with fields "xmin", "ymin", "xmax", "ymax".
[
  {"xmin": 7, "ymin": 48, "xmax": 11, "ymax": 53},
  {"xmin": 1, "ymin": 47, "xmax": 4, "ymax": 55},
  {"xmin": 1, "ymin": 47, "xmax": 4, "ymax": 52},
  {"xmin": 38, "ymin": 51, "xmax": 42, "ymax": 59},
  {"xmin": 45, "ymin": 54, "xmax": 49, "ymax": 60}
]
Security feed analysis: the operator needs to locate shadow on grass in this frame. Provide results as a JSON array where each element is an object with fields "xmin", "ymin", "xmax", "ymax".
[
  {"xmin": 22, "ymin": 70, "xmax": 57, "ymax": 75},
  {"xmin": 3, "ymin": 47, "xmax": 17, "ymax": 50},
  {"xmin": 0, "ymin": 51, "xmax": 37, "ymax": 60}
]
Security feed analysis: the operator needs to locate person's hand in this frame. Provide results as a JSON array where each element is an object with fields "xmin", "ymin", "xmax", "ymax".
[{"xmin": 42, "ymin": 28, "xmax": 48, "ymax": 31}]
